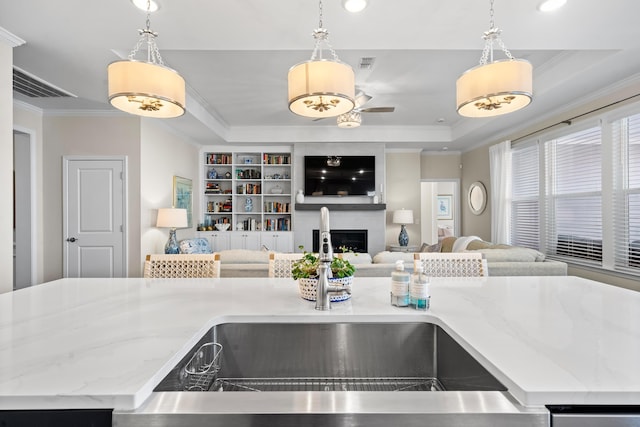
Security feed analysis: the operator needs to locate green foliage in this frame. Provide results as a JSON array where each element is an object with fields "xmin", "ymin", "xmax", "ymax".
[{"xmin": 291, "ymin": 246, "xmax": 356, "ymax": 280}]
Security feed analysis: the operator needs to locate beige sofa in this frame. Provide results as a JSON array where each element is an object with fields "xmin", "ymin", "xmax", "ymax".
[{"xmin": 216, "ymin": 243, "xmax": 567, "ymax": 278}]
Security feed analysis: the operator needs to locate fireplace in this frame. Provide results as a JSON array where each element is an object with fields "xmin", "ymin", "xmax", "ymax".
[{"xmin": 313, "ymin": 229, "xmax": 368, "ymax": 253}]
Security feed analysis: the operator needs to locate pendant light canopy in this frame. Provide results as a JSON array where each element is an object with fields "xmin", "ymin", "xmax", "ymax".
[
  {"xmin": 456, "ymin": 0, "xmax": 532, "ymax": 118},
  {"xmin": 108, "ymin": 1, "xmax": 185, "ymax": 118},
  {"xmin": 288, "ymin": 1, "xmax": 355, "ymax": 118}
]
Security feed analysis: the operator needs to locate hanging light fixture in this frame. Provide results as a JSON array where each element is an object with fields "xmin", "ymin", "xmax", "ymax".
[
  {"xmin": 456, "ymin": 0, "xmax": 532, "ymax": 118},
  {"xmin": 326, "ymin": 156, "xmax": 342, "ymax": 167},
  {"xmin": 337, "ymin": 110, "xmax": 362, "ymax": 128},
  {"xmin": 342, "ymin": 0, "xmax": 368, "ymax": 13},
  {"xmin": 288, "ymin": 0, "xmax": 355, "ymax": 118},
  {"xmin": 108, "ymin": 0, "xmax": 185, "ymax": 118}
]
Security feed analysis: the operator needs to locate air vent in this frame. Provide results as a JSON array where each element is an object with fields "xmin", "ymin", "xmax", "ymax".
[
  {"xmin": 359, "ymin": 57, "xmax": 376, "ymax": 70},
  {"xmin": 13, "ymin": 67, "xmax": 73, "ymax": 98}
]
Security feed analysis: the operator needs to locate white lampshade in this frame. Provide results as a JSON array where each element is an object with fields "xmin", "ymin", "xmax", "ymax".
[
  {"xmin": 393, "ymin": 209, "xmax": 414, "ymax": 225},
  {"xmin": 156, "ymin": 208, "xmax": 188, "ymax": 228},
  {"xmin": 108, "ymin": 60, "xmax": 186, "ymax": 118},
  {"xmin": 456, "ymin": 59, "xmax": 532, "ymax": 118},
  {"xmin": 288, "ymin": 59, "xmax": 355, "ymax": 118}
]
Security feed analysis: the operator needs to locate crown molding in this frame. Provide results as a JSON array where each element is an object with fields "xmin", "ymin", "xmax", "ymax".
[
  {"xmin": 0, "ymin": 26, "xmax": 25, "ymax": 47},
  {"xmin": 13, "ymin": 99, "xmax": 43, "ymax": 115}
]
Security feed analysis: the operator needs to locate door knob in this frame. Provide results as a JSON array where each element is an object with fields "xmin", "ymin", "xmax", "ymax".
[{"xmin": 66, "ymin": 237, "xmax": 78, "ymax": 243}]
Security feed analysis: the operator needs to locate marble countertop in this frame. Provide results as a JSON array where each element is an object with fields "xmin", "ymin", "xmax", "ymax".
[{"xmin": 0, "ymin": 276, "xmax": 639, "ymax": 410}]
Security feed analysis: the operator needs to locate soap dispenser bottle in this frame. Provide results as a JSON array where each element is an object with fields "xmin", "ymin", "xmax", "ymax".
[
  {"xmin": 410, "ymin": 264, "xmax": 430, "ymax": 311},
  {"xmin": 391, "ymin": 260, "xmax": 410, "ymax": 307}
]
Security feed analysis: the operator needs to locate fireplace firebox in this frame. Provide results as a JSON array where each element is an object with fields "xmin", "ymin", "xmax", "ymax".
[{"xmin": 312, "ymin": 229, "xmax": 368, "ymax": 253}]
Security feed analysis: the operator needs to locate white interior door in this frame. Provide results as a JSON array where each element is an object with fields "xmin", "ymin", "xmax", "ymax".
[{"xmin": 63, "ymin": 157, "xmax": 127, "ymax": 278}]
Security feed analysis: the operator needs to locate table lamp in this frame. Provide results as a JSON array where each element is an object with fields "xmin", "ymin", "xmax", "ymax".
[
  {"xmin": 156, "ymin": 208, "xmax": 188, "ymax": 254},
  {"xmin": 392, "ymin": 209, "xmax": 414, "ymax": 246}
]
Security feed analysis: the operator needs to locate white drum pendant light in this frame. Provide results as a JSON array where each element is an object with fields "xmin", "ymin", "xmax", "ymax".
[
  {"xmin": 288, "ymin": 0, "xmax": 355, "ymax": 118},
  {"xmin": 456, "ymin": 0, "xmax": 532, "ymax": 118},
  {"xmin": 108, "ymin": 0, "xmax": 185, "ymax": 118}
]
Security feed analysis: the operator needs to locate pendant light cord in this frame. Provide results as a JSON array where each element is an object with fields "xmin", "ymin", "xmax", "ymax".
[{"xmin": 310, "ymin": 0, "xmax": 340, "ymax": 62}]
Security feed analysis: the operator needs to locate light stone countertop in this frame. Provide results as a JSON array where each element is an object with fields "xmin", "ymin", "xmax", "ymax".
[{"xmin": 0, "ymin": 276, "xmax": 639, "ymax": 410}]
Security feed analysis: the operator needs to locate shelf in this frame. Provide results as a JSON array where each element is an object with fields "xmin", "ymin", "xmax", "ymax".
[
  {"xmin": 202, "ymin": 149, "xmax": 293, "ymax": 236},
  {"xmin": 295, "ymin": 203, "xmax": 387, "ymax": 211}
]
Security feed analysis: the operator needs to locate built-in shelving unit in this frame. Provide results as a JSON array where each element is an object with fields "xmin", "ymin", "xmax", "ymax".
[{"xmin": 199, "ymin": 148, "xmax": 293, "ymax": 252}]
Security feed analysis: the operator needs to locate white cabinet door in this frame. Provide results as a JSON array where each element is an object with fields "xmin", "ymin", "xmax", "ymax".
[
  {"xmin": 261, "ymin": 232, "xmax": 293, "ymax": 252},
  {"xmin": 230, "ymin": 232, "xmax": 261, "ymax": 250},
  {"xmin": 208, "ymin": 232, "xmax": 231, "ymax": 251}
]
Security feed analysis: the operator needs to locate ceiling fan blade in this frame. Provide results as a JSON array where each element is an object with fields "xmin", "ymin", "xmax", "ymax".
[
  {"xmin": 359, "ymin": 107, "xmax": 395, "ymax": 113},
  {"xmin": 354, "ymin": 92, "xmax": 373, "ymax": 108}
]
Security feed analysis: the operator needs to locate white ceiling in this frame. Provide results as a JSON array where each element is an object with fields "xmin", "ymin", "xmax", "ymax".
[{"xmin": 2, "ymin": 0, "xmax": 640, "ymax": 151}]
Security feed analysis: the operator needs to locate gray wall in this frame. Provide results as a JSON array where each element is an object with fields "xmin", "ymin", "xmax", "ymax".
[
  {"xmin": 460, "ymin": 144, "xmax": 491, "ymax": 242},
  {"xmin": 42, "ymin": 115, "xmax": 141, "ymax": 281},
  {"xmin": 385, "ymin": 151, "xmax": 421, "ymax": 249}
]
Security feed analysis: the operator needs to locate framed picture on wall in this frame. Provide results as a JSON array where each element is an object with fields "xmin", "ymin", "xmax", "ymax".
[
  {"xmin": 173, "ymin": 176, "xmax": 193, "ymax": 228},
  {"xmin": 437, "ymin": 194, "xmax": 453, "ymax": 220}
]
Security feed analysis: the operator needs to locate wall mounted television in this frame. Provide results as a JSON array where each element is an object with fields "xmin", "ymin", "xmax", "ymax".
[{"xmin": 304, "ymin": 156, "xmax": 375, "ymax": 196}]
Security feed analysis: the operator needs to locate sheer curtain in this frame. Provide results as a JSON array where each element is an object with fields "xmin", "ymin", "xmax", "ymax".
[{"xmin": 489, "ymin": 140, "xmax": 512, "ymax": 244}]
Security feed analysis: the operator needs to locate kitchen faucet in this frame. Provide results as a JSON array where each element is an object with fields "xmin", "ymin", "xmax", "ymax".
[{"xmin": 316, "ymin": 207, "xmax": 351, "ymax": 311}]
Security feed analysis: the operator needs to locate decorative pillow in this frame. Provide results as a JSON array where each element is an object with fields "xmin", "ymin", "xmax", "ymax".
[
  {"xmin": 420, "ymin": 242, "xmax": 441, "ymax": 253},
  {"xmin": 179, "ymin": 238, "xmax": 213, "ymax": 254},
  {"xmin": 452, "ymin": 236, "xmax": 482, "ymax": 252},
  {"xmin": 218, "ymin": 249, "xmax": 273, "ymax": 264},
  {"xmin": 466, "ymin": 240, "xmax": 513, "ymax": 250},
  {"xmin": 440, "ymin": 237, "xmax": 457, "ymax": 253},
  {"xmin": 372, "ymin": 251, "xmax": 415, "ymax": 265}
]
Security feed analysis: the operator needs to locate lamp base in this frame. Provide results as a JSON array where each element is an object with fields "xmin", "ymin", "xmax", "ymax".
[
  {"xmin": 398, "ymin": 225, "xmax": 409, "ymax": 247},
  {"xmin": 164, "ymin": 228, "xmax": 180, "ymax": 254}
]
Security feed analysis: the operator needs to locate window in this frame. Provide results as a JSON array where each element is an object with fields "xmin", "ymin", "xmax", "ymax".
[
  {"xmin": 544, "ymin": 126, "xmax": 602, "ymax": 263},
  {"xmin": 510, "ymin": 144, "xmax": 539, "ymax": 249},
  {"xmin": 613, "ymin": 114, "xmax": 640, "ymax": 272},
  {"xmin": 509, "ymin": 107, "xmax": 640, "ymax": 277}
]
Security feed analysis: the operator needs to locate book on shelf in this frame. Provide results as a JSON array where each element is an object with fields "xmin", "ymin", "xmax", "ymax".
[
  {"xmin": 206, "ymin": 153, "xmax": 232, "ymax": 165},
  {"xmin": 263, "ymin": 154, "xmax": 291, "ymax": 165},
  {"xmin": 263, "ymin": 201, "xmax": 290, "ymax": 213},
  {"xmin": 264, "ymin": 217, "xmax": 290, "ymax": 231}
]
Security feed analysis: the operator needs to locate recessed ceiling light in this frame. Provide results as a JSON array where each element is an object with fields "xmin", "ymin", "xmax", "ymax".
[
  {"xmin": 342, "ymin": 0, "xmax": 368, "ymax": 13},
  {"xmin": 131, "ymin": 0, "xmax": 159, "ymax": 12},
  {"xmin": 538, "ymin": 0, "xmax": 567, "ymax": 12}
]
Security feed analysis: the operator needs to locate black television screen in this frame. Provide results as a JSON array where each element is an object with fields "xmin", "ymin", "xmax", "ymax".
[{"xmin": 304, "ymin": 156, "xmax": 375, "ymax": 196}]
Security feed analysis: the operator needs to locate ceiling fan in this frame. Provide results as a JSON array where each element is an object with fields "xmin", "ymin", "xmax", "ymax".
[
  {"xmin": 312, "ymin": 91, "xmax": 395, "ymax": 126},
  {"xmin": 336, "ymin": 91, "xmax": 395, "ymax": 128}
]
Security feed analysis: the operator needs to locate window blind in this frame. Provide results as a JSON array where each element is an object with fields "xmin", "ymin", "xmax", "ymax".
[
  {"xmin": 613, "ymin": 114, "xmax": 640, "ymax": 272},
  {"xmin": 544, "ymin": 126, "xmax": 602, "ymax": 263},
  {"xmin": 511, "ymin": 144, "xmax": 540, "ymax": 249}
]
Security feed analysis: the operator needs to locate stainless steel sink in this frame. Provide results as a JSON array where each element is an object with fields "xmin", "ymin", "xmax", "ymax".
[
  {"xmin": 114, "ymin": 321, "xmax": 549, "ymax": 427},
  {"xmin": 156, "ymin": 322, "xmax": 506, "ymax": 393}
]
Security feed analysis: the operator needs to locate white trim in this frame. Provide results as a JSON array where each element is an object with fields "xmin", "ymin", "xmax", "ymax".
[
  {"xmin": 13, "ymin": 126, "xmax": 38, "ymax": 286},
  {"xmin": 13, "ymin": 100, "xmax": 43, "ymax": 115},
  {"xmin": 62, "ymin": 156, "xmax": 129, "ymax": 277},
  {"xmin": 43, "ymin": 109, "xmax": 124, "ymax": 117},
  {"xmin": 0, "ymin": 26, "xmax": 25, "ymax": 47}
]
